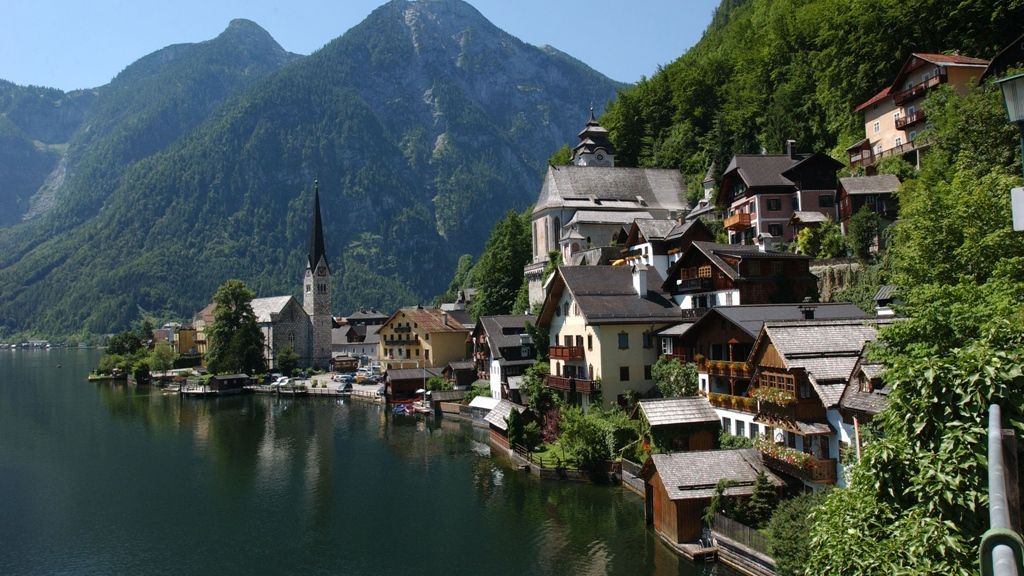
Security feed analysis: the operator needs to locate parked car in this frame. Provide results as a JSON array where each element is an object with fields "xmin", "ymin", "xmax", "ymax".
[{"xmin": 336, "ymin": 382, "xmax": 353, "ymax": 394}]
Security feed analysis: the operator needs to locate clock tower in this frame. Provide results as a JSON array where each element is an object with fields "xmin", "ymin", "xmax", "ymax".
[
  {"xmin": 571, "ymin": 105, "xmax": 616, "ymax": 167},
  {"xmin": 304, "ymin": 180, "xmax": 332, "ymax": 369}
]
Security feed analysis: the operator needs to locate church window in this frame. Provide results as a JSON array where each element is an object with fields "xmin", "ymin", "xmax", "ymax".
[
  {"xmin": 288, "ymin": 331, "xmax": 295, "ymax": 343},
  {"xmin": 305, "ymin": 285, "xmax": 311, "ymax": 293}
]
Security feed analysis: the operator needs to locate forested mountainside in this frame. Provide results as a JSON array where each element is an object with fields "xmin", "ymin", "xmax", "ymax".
[
  {"xmin": 0, "ymin": 0, "xmax": 622, "ymax": 338},
  {"xmin": 600, "ymin": 0, "xmax": 1022, "ymax": 194}
]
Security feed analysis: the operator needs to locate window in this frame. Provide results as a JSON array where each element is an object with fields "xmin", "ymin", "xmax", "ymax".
[
  {"xmin": 587, "ymin": 334, "xmax": 593, "ymax": 351},
  {"xmin": 749, "ymin": 423, "xmax": 759, "ymax": 439},
  {"xmin": 874, "ymin": 144, "xmax": 883, "ymax": 155},
  {"xmin": 660, "ymin": 337, "xmax": 672, "ymax": 355},
  {"xmin": 520, "ymin": 346, "xmax": 530, "ymax": 358},
  {"xmin": 305, "ymin": 284, "xmax": 311, "ymax": 293},
  {"xmin": 424, "ymin": 349, "xmax": 429, "ymax": 362},
  {"xmin": 893, "ymin": 111, "xmax": 900, "ymax": 122},
  {"xmin": 767, "ymin": 198, "xmax": 781, "ymax": 211},
  {"xmin": 563, "ymin": 302, "xmax": 570, "ymax": 316},
  {"xmin": 618, "ymin": 332, "xmax": 629, "ymax": 349},
  {"xmin": 895, "ymin": 136, "xmax": 902, "ymax": 147},
  {"xmin": 908, "ymin": 130, "xmax": 917, "ymax": 142},
  {"xmin": 698, "ymin": 265, "xmax": 712, "ymax": 278},
  {"xmin": 644, "ymin": 364, "xmax": 652, "ymax": 380},
  {"xmin": 819, "ymin": 195, "xmax": 835, "ymax": 208},
  {"xmin": 642, "ymin": 332, "xmax": 652, "ymax": 349},
  {"xmin": 736, "ymin": 420, "xmax": 745, "ymax": 437},
  {"xmin": 575, "ymin": 335, "xmax": 583, "ymax": 348},
  {"xmin": 872, "ymin": 121, "xmax": 880, "ymax": 134},
  {"xmin": 768, "ymin": 223, "xmax": 784, "ymax": 237},
  {"xmin": 725, "ymin": 292, "xmax": 734, "ymax": 305},
  {"xmin": 572, "ymin": 302, "xmax": 579, "ymax": 316},
  {"xmin": 908, "ymin": 105, "xmax": 916, "ymax": 116},
  {"xmin": 564, "ymin": 335, "xmax": 572, "ymax": 347},
  {"xmin": 722, "ymin": 417, "xmax": 732, "ymax": 432},
  {"xmin": 415, "ymin": 349, "xmax": 420, "ymax": 357},
  {"xmin": 619, "ymin": 366, "xmax": 630, "ymax": 381}
]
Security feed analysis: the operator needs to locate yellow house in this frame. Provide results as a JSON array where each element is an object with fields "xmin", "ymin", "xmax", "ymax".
[
  {"xmin": 378, "ymin": 306, "xmax": 470, "ymax": 370},
  {"xmin": 847, "ymin": 52, "xmax": 989, "ymax": 170},
  {"xmin": 537, "ymin": 265, "xmax": 682, "ymax": 410}
]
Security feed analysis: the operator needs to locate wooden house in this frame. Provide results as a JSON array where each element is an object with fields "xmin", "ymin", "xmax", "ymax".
[
  {"xmin": 641, "ymin": 449, "xmax": 783, "ymax": 545},
  {"xmin": 484, "ymin": 399, "xmax": 529, "ymax": 450},
  {"xmin": 208, "ymin": 374, "xmax": 251, "ymax": 394},
  {"xmin": 636, "ymin": 397, "xmax": 721, "ymax": 451}
]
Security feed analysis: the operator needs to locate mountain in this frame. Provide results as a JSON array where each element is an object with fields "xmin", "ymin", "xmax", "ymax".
[{"xmin": 0, "ymin": 0, "xmax": 623, "ymax": 338}]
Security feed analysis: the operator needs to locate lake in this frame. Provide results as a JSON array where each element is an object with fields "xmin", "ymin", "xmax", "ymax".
[{"xmin": 0, "ymin": 349, "xmax": 736, "ymax": 576}]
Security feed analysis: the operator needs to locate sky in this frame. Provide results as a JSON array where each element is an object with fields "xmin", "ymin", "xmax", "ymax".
[{"xmin": 0, "ymin": 0, "xmax": 720, "ymax": 91}]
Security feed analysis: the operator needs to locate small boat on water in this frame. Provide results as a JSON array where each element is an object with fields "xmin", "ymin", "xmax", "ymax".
[{"xmin": 412, "ymin": 400, "xmax": 432, "ymax": 414}]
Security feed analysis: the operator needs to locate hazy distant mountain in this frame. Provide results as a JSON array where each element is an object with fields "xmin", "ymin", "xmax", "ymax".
[{"xmin": 0, "ymin": 0, "xmax": 622, "ymax": 337}]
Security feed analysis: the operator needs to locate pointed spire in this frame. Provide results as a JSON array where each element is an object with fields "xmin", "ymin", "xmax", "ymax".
[
  {"xmin": 588, "ymin": 102, "xmax": 597, "ymax": 123},
  {"xmin": 308, "ymin": 180, "xmax": 328, "ymax": 272}
]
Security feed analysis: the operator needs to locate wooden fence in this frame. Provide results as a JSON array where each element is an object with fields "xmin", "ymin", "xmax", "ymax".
[{"xmin": 713, "ymin": 512, "xmax": 770, "ymax": 556}]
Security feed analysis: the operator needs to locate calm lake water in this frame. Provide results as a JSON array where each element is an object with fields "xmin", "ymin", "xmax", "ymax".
[{"xmin": 0, "ymin": 349, "xmax": 736, "ymax": 576}]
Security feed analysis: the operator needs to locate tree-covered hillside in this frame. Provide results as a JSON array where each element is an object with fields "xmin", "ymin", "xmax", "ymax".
[
  {"xmin": 0, "ymin": 0, "xmax": 622, "ymax": 339},
  {"xmin": 601, "ymin": 0, "xmax": 1023, "ymax": 194}
]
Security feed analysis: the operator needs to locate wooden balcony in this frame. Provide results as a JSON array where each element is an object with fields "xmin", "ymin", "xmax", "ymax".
[
  {"xmin": 707, "ymin": 392, "xmax": 758, "ymax": 414},
  {"xmin": 677, "ymin": 277, "xmax": 714, "ymax": 293},
  {"xmin": 892, "ymin": 72, "xmax": 946, "ymax": 105},
  {"xmin": 549, "ymin": 345, "xmax": 584, "ymax": 361},
  {"xmin": 758, "ymin": 399, "xmax": 826, "ymax": 422},
  {"xmin": 849, "ymin": 140, "xmax": 922, "ymax": 169},
  {"xmin": 699, "ymin": 359, "xmax": 752, "ymax": 379},
  {"xmin": 545, "ymin": 375, "xmax": 597, "ymax": 394},
  {"xmin": 724, "ymin": 212, "xmax": 752, "ymax": 230},
  {"xmin": 393, "ymin": 325, "xmax": 412, "ymax": 333},
  {"xmin": 761, "ymin": 452, "xmax": 837, "ymax": 485},
  {"xmin": 389, "ymin": 338, "xmax": 419, "ymax": 346},
  {"xmin": 894, "ymin": 109, "xmax": 926, "ymax": 130}
]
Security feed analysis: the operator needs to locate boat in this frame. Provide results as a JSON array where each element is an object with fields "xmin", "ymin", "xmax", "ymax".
[{"xmin": 412, "ymin": 400, "xmax": 432, "ymax": 414}]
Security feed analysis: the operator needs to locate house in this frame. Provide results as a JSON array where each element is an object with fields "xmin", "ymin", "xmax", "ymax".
[
  {"xmin": 619, "ymin": 218, "xmax": 714, "ymax": 280},
  {"xmin": 192, "ymin": 302, "xmax": 217, "ymax": 356},
  {"xmin": 468, "ymin": 395, "xmax": 501, "ymax": 425},
  {"xmin": 661, "ymin": 241, "xmax": 818, "ymax": 311},
  {"xmin": 441, "ymin": 360, "xmax": 477, "ymax": 389},
  {"xmin": 718, "ymin": 143, "xmax": 843, "ymax": 245},
  {"xmin": 537, "ymin": 265, "xmax": 681, "ymax": 409},
  {"xmin": 471, "ymin": 314, "xmax": 537, "ymax": 400},
  {"xmin": 873, "ymin": 284, "xmax": 899, "ymax": 317},
  {"xmin": 377, "ymin": 306, "xmax": 471, "ymax": 370},
  {"xmin": 332, "ymin": 323, "xmax": 381, "ymax": 365},
  {"xmin": 330, "ymin": 355, "xmax": 359, "ymax": 372},
  {"xmin": 838, "ymin": 345, "xmax": 889, "ymax": 425},
  {"xmin": 656, "ymin": 303, "xmax": 869, "ymax": 446},
  {"xmin": 836, "ymin": 175, "xmax": 900, "ymax": 236},
  {"xmin": 641, "ymin": 449, "xmax": 784, "ymax": 545},
  {"xmin": 524, "ymin": 111, "xmax": 687, "ymax": 306},
  {"xmin": 207, "ymin": 374, "xmax": 251, "ymax": 394},
  {"xmin": 484, "ymin": 399, "xmax": 530, "ymax": 450},
  {"xmin": 847, "ymin": 52, "xmax": 989, "ymax": 170},
  {"xmin": 637, "ymin": 397, "xmax": 721, "ymax": 451},
  {"xmin": 744, "ymin": 318, "xmax": 883, "ymax": 489},
  {"xmin": 343, "ymin": 308, "xmax": 389, "ymax": 327}
]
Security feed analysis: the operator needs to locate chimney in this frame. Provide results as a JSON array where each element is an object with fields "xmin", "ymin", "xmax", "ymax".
[
  {"xmin": 799, "ymin": 299, "xmax": 816, "ymax": 319},
  {"xmin": 632, "ymin": 264, "xmax": 648, "ymax": 298},
  {"xmin": 787, "ymin": 139, "xmax": 798, "ymax": 159},
  {"xmin": 442, "ymin": 312, "xmax": 449, "ymax": 327}
]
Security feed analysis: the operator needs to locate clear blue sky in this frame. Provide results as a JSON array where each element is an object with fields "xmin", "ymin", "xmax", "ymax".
[{"xmin": 0, "ymin": 0, "xmax": 720, "ymax": 91}]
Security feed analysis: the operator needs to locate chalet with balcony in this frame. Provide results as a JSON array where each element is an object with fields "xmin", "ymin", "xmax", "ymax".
[
  {"xmin": 847, "ymin": 52, "xmax": 989, "ymax": 170},
  {"xmin": 656, "ymin": 303, "xmax": 869, "ymax": 445},
  {"xmin": 620, "ymin": 218, "xmax": 714, "ymax": 279},
  {"xmin": 378, "ymin": 306, "xmax": 470, "ymax": 370},
  {"xmin": 471, "ymin": 314, "xmax": 537, "ymax": 399},
  {"xmin": 661, "ymin": 241, "xmax": 818, "ymax": 310},
  {"xmin": 837, "ymin": 174, "xmax": 901, "ymax": 238},
  {"xmin": 641, "ymin": 449, "xmax": 784, "ymax": 546},
  {"xmin": 718, "ymin": 143, "xmax": 843, "ymax": 245},
  {"xmin": 537, "ymin": 265, "xmax": 681, "ymax": 410},
  {"xmin": 745, "ymin": 318, "xmax": 882, "ymax": 489},
  {"xmin": 636, "ymin": 397, "xmax": 722, "ymax": 452}
]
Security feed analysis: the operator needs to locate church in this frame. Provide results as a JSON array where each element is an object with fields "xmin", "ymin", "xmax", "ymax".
[{"xmin": 202, "ymin": 182, "xmax": 333, "ymax": 370}]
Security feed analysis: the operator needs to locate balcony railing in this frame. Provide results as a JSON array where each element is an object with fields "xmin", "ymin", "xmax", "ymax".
[
  {"xmin": 724, "ymin": 212, "xmax": 752, "ymax": 230},
  {"xmin": 393, "ymin": 326, "xmax": 412, "ymax": 333},
  {"xmin": 849, "ymin": 139, "xmax": 924, "ymax": 168},
  {"xmin": 761, "ymin": 451, "xmax": 837, "ymax": 485},
  {"xmin": 891, "ymin": 72, "xmax": 946, "ymax": 105},
  {"xmin": 677, "ymin": 277, "xmax": 714, "ymax": 293},
  {"xmin": 389, "ymin": 338, "xmax": 419, "ymax": 346},
  {"xmin": 545, "ymin": 375, "xmax": 598, "ymax": 394},
  {"xmin": 549, "ymin": 345, "xmax": 585, "ymax": 361},
  {"xmin": 699, "ymin": 359, "xmax": 752, "ymax": 378},
  {"xmin": 707, "ymin": 392, "xmax": 758, "ymax": 414},
  {"xmin": 757, "ymin": 398, "xmax": 826, "ymax": 422},
  {"xmin": 894, "ymin": 109, "xmax": 926, "ymax": 130}
]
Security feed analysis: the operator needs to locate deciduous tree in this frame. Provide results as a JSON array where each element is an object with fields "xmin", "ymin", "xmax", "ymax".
[{"xmin": 206, "ymin": 279, "xmax": 265, "ymax": 375}]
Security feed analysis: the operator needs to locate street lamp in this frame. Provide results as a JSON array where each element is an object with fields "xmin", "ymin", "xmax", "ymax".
[{"xmin": 996, "ymin": 72, "xmax": 1024, "ymax": 231}]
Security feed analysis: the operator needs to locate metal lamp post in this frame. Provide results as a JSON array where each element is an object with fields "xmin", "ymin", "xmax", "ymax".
[{"xmin": 996, "ymin": 73, "xmax": 1024, "ymax": 231}]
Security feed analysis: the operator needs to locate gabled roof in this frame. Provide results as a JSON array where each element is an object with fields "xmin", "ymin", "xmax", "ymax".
[
  {"xmin": 981, "ymin": 33, "xmax": 1024, "ymax": 83},
  {"xmin": 445, "ymin": 360, "xmax": 476, "ymax": 371},
  {"xmin": 641, "ymin": 449, "xmax": 785, "ymax": 500},
  {"xmin": 873, "ymin": 284, "xmax": 898, "ymax": 303},
  {"xmin": 468, "ymin": 396, "xmax": 500, "ymax": 411},
  {"xmin": 662, "ymin": 241, "xmax": 812, "ymax": 292},
  {"xmin": 856, "ymin": 52, "xmax": 989, "ymax": 111},
  {"xmin": 634, "ymin": 218, "xmax": 679, "ymax": 243},
  {"xmin": 250, "ymin": 296, "xmax": 300, "ymax": 324},
  {"xmin": 839, "ymin": 174, "xmax": 901, "ymax": 196},
  {"xmin": 484, "ymin": 399, "xmax": 527, "ymax": 431},
  {"xmin": 840, "ymin": 345, "xmax": 889, "ymax": 416},
  {"xmin": 382, "ymin": 306, "xmax": 470, "ymax": 334},
  {"xmin": 723, "ymin": 154, "xmax": 803, "ymax": 188},
  {"xmin": 345, "ymin": 308, "xmax": 389, "ymax": 321},
  {"xmin": 753, "ymin": 319, "xmax": 881, "ymax": 408},
  {"xmin": 661, "ymin": 303, "xmax": 871, "ymax": 341},
  {"xmin": 539, "ymin": 266, "xmax": 680, "ymax": 326},
  {"xmin": 639, "ymin": 397, "xmax": 721, "ymax": 427},
  {"xmin": 533, "ymin": 165, "xmax": 686, "ymax": 214},
  {"xmin": 853, "ymin": 86, "xmax": 892, "ymax": 113},
  {"xmin": 477, "ymin": 315, "xmax": 536, "ymax": 357},
  {"xmin": 789, "ymin": 211, "xmax": 830, "ymax": 225},
  {"xmin": 386, "ymin": 367, "xmax": 443, "ymax": 381},
  {"xmin": 664, "ymin": 218, "xmax": 711, "ymax": 241}
]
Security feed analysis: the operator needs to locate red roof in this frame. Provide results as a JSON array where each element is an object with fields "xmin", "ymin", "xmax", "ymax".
[
  {"xmin": 854, "ymin": 86, "xmax": 891, "ymax": 113},
  {"xmin": 854, "ymin": 52, "xmax": 989, "ymax": 113},
  {"xmin": 912, "ymin": 53, "xmax": 989, "ymax": 66}
]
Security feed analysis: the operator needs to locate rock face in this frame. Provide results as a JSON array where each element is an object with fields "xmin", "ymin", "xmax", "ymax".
[{"xmin": 0, "ymin": 0, "xmax": 623, "ymax": 337}]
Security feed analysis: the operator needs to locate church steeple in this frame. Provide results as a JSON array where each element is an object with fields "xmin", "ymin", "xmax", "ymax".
[
  {"xmin": 571, "ymin": 105, "xmax": 616, "ymax": 167},
  {"xmin": 308, "ymin": 180, "xmax": 328, "ymax": 273}
]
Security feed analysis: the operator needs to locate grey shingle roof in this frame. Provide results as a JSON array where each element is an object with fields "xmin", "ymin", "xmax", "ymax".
[
  {"xmin": 251, "ymin": 296, "xmax": 299, "ymax": 323},
  {"xmin": 669, "ymin": 303, "xmax": 871, "ymax": 341},
  {"xmin": 479, "ymin": 315, "xmax": 536, "ymax": 358},
  {"xmin": 840, "ymin": 385, "xmax": 889, "ymax": 416},
  {"xmin": 386, "ymin": 368, "xmax": 443, "ymax": 381},
  {"xmin": 484, "ymin": 399, "xmax": 527, "ymax": 431},
  {"xmin": 639, "ymin": 397, "xmax": 721, "ymax": 427},
  {"xmin": 790, "ymin": 211, "xmax": 830, "ymax": 224},
  {"xmin": 723, "ymin": 155, "xmax": 802, "ymax": 188},
  {"xmin": 567, "ymin": 210, "xmax": 654, "ymax": 226},
  {"xmin": 647, "ymin": 449, "xmax": 785, "ymax": 500},
  {"xmin": 558, "ymin": 266, "xmax": 681, "ymax": 323},
  {"xmin": 534, "ymin": 166, "xmax": 687, "ymax": 214},
  {"xmin": 874, "ymin": 285, "xmax": 898, "ymax": 302},
  {"xmin": 635, "ymin": 218, "xmax": 679, "ymax": 242},
  {"xmin": 839, "ymin": 174, "xmax": 901, "ymax": 195}
]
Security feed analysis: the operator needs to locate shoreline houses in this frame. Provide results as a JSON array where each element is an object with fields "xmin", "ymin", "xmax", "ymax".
[
  {"xmin": 194, "ymin": 182, "xmax": 334, "ymax": 370},
  {"xmin": 471, "ymin": 314, "xmax": 537, "ymax": 400}
]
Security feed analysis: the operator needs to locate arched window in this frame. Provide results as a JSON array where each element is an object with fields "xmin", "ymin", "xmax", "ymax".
[{"xmin": 553, "ymin": 217, "xmax": 561, "ymax": 248}]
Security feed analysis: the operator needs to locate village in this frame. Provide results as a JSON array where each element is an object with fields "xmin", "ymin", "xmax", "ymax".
[{"xmin": 78, "ymin": 47, "xmax": 1021, "ymax": 576}]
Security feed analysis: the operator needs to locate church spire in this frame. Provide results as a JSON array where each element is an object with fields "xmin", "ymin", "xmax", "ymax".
[{"xmin": 308, "ymin": 180, "xmax": 328, "ymax": 272}]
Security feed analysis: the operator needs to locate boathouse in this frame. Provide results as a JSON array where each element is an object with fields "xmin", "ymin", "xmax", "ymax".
[
  {"xmin": 484, "ymin": 399, "xmax": 529, "ymax": 449},
  {"xmin": 637, "ymin": 397, "xmax": 722, "ymax": 452}
]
